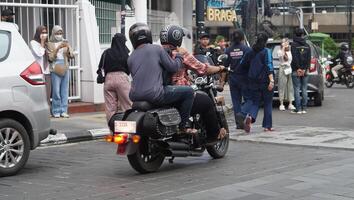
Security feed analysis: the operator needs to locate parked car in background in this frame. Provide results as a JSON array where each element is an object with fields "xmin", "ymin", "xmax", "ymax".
[
  {"xmin": 267, "ymin": 39, "xmax": 325, "ymax": 106},
  {"xmin": 0, "ymin": 22, "xmax": 50, "ymax": 176}
]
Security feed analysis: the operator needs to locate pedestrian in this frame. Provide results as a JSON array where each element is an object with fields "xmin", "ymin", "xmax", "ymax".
[
  {"xmin": 277, "ymin": 38, "xmax": 295, "ymax": 111},
  {"xmin": 194, "ymin": 31, "xmax": 211, "ymax": 55},
  {"xmin": 30, "ymin": 26, "xmax": 51, "ymax": 105},
  {"xmin": 1, "ymin": 8, "xmax": 19, "ymax": 30},
  {"xmin": 47, "ymin": 25, "xmax": 74, "ymax": 118},
  {"xmin": 225, "ymin": 29, "xmax": 251, "ymax": 129},
  {"xmin": 290, "ymin": 28, "xmax": 311, "ymax": 114},
  {"xmin": 97, "ymin": 33, "xmax": 132, "ymax": 122},
  {"xmin": 214, "ymin": 35, "xmax": 227, "ymax": 52},
  {"xmin": 237, "ymin": 32, "xmax": 275, "ymax": 133}
]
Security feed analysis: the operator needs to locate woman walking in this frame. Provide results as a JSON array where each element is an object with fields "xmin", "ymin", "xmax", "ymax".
[
  {"xmin": 47, "ymin": 25, "xmax": 74, "ymax": 118},
  {"xmin": 238, "ymin": 32, "xmax": 275, "ymax": 132},
  {"xmin": 277, "ymin": 38, "xmax": 295, "ymax": 111},
  {"xmin": 30, "ymin": 26, "xmax": 50, "ymax": 105},
  {"xmin": 97, "ymin": 33, "xmax": 132, "ymax": 122}
]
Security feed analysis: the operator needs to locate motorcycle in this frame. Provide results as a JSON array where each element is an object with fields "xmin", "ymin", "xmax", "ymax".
[
  {"xmin": 105, "ymin": 55, "xmax": 230, "ymax": 174},
  {"xmin": 325, "ymin": 57, "xmax": 354, "ymax": 89}
]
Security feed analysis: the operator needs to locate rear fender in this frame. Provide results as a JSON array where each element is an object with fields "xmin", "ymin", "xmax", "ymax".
[{"xmin": 117, "ymin": 111, "xmax": 146, "ymax": 155}]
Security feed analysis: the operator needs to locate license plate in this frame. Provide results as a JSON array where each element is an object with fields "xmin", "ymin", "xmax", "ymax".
[{"xmin": 114, "ymin": 121, "xmax": 136, "ymax": 133}]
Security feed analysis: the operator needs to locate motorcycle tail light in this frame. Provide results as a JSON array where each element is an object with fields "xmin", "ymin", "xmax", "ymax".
[
  {"xmin": 104, "ymin": 135, "xmax": 114, "ymax": 143},
  {"xmin": 113, "ymin": 133, "xmax": 129, "ymax": 145},
  {"xmin": 352, "ymin": 66, "xmax": 354, "ymax": 71},
  {"xmin": 326, "ymin": 74, "xmax": 331, "ymax": 80},
  {"xmin": 132, "ymin": 135, "xmax": 141, "ymax": 144}
]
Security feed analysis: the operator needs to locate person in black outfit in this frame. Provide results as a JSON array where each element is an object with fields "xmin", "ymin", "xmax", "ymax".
[{"xmin": 290, "ymin": 28, "xmax": 311, "ymax": 114}]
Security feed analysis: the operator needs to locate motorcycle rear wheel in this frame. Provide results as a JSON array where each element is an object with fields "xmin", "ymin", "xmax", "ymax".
[{"xmin": 127, "ymin": 138, "xmax": 165, "ymax": 174}]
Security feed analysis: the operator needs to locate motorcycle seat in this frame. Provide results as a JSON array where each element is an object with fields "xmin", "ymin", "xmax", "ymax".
[{"xmin": 132, "ymin": 101, "xmax": 157, "ymax": 111}]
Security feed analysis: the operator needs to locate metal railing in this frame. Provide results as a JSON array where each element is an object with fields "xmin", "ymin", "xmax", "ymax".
[{"xmin": 0, "ymin": 1, "xmax": 81, "ymax": 101}]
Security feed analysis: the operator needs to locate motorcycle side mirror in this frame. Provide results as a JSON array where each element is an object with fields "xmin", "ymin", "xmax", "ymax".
[{"xmin": 217, "ymin": 54, "xmax": 228, "ymax": 63}]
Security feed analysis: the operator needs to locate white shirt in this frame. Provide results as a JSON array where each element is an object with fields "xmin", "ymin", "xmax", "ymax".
[
  {"xmin": 54, "ymin": 42, "xmax": 65, "ymax": 60},
  {"xmin": 277, "ymin": 50, "xmax": 292, "ymax": 68},
  {"xmin": 30, "ymin": 40, "xmax": 49, "ymax": 74}
]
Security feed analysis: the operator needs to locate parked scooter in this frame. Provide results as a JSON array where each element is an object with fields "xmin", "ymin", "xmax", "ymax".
[{"xmin": 105, "ymin": 55, "xmax": 230, "ymax": 174}]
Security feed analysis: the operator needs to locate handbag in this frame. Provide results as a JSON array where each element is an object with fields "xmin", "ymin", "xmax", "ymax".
[
  {"xmin": 284, "ymin": 65, "xmax": 292, "ymax": 75},
  {"xmin": 96, "ymin": 52, "xmax": 107, "ymax": 84},
  {"xmin": 53, "ymin": 61, "xmax": 68, "ymax": 76}
]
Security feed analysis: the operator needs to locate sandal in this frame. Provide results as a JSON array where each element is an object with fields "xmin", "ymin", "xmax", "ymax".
[{"xmin": 264, "ymin": 128, "xmax": 275, "ymax": 132}]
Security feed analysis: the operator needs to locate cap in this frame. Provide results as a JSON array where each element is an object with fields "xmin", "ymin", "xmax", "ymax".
[
  {"xmin": 199, "ymin": 32, "xmax": 210, "ymax": 39},
  {"xmin": 1, "ymin": 9, "xmax": 15, "ymax": 17}
]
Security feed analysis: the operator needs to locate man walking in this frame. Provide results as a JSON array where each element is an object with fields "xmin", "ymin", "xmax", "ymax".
[{"xmin": 291, "ymin": 28, "xmax": 311, "ymax": 114}]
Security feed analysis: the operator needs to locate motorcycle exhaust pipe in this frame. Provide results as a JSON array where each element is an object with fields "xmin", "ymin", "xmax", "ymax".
[
  {"xmin": 167, "ymin": 142, "xmax": 190, "ymax": 150},
  {"xmin": 170, "ymin": 150, "xmax": 204, "ymax": 157}
]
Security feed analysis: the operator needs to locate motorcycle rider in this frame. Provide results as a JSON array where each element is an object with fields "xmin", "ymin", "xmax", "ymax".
[
  {"xmin": 332, "ymin": 43, "xmax": 350, "ymax": 81},
  {"xmin": 127, "ymin": 23, "xmax": 196, "ymax": 134},
  {"xmin": 160, "ymin": 25, "xmax": 227, "ymax": 144}
]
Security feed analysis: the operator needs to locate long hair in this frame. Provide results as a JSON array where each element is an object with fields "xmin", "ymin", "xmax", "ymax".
[
  {"xmin": 281, "ymin": 38, "xmax": 289, "ymax": 61},
  {"xmin": 33, "ymin": 26, "xmax": 47, "ymax": 43},
  {"xmin": 252, "ymin": 32, "xmax": 269, "ymax": 52}
]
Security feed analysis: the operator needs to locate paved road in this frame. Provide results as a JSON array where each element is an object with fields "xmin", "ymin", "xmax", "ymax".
[{"xmin": 2, "ymin": 141, "xmax": 354, "ymax": 200}]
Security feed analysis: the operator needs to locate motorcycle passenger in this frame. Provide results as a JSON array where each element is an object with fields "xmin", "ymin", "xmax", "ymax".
[
  {"xmin": 238, "ymin": 32, "xmax": 275, "ymax": 133},
  {"xmin": 224, "ymin": 29, "xmax": 251, "ymax": 129},
  {"xmin": 332, "ymin": 43, "xmax": 350, "ymax": 81},
  {"xmin": 127, "ymin": 23, "xmax": 196, "ymax": 133},
  {"xmin": 159, "ymin": 25, "xmax": 228, "ymax": 143}
]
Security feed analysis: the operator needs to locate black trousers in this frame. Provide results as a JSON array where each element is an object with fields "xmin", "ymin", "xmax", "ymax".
[{"xmin": 191, "ymin": 91, "xmax": 220, "ymax": 140}]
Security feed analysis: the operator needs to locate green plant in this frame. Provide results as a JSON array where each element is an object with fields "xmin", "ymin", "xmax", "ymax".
[{"xmin": 323, "ymin": 37, "xmax": 338, "ymax": 57}]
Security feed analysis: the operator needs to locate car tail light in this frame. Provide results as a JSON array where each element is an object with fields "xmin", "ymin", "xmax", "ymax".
[
  {"xmin": 309, "ymin": 58, "xmax": 317, "ymax": 73},
  {"xmin": 20, "ymin": 62, "xmax": 45, "ymax": 85},
  {"xmin": 352, "ymin": 65, "xmax": 354, "ymax": 71}
]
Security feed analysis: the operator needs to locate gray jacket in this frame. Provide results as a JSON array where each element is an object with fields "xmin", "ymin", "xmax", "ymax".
[{"xmin": 128, "ymin": 44, "xmax": 183, "ymax": 103}]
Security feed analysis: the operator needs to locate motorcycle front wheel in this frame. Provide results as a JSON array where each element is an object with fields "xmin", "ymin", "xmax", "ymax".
[
  {"xmin": 206, "ymin": 134, "xmax": 229, "ymax": 159},
  {"xmin": 345, "ymin": 74, "xmax": 354, "ymax": 88},
  {"xmin": 127, "ymin": 138, "xmax": 165, "ymax": 174}
]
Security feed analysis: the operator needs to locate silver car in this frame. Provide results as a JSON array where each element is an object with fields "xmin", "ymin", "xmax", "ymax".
[{"xmin": 0, "ymin": 22, "xmax": 50, "ymax": 176}]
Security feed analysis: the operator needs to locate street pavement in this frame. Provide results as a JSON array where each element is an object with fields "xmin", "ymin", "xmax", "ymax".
[
  {"xmin": 2, "ymin": 140, "xmax": 354, "ymax": 199},
  {"xmin": 45, "ymin": 84, "xmax": 354, "ymax": 150}
]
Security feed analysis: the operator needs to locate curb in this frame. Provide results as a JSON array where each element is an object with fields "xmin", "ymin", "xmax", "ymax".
[{"xmin": 40, "ymin": 128, "xmax": 110, "ymax": 146}]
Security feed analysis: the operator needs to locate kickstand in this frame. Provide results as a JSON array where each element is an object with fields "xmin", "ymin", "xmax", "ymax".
[{"xmin": 168, "ymin": 156, "xmax": 175, "ymax": 164}]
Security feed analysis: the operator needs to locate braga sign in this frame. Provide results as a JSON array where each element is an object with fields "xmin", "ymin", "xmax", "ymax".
[{"xmin": 206, "ymin": 0, "xmax": 237, "ymax": 22}]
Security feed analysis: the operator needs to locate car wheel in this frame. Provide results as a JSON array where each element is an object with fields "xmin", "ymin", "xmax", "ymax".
[
  {"xmin": 314, "ymin": 92, "xmax": 322, "ymax": 106},
  {"xmin": 0, "ymin": 119, "xmax": 30, "ymax": 177}
]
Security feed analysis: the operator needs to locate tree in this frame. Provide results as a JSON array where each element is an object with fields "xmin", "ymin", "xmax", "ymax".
[{"xmin": 323, "ymin": 37, "xmax": 338, "ymax": 57}]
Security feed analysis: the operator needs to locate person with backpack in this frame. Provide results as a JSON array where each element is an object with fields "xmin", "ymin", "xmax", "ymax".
[
  {"xmin": 291, "ymin": 28, "xmax": 311, "ymax": 114},
  {"xmin": 236, "ymin": 32, "xmax": 275, "ymax": 133}
]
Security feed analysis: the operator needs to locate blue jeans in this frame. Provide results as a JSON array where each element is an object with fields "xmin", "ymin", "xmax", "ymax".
[
  {"xmin": 242, "ymin": 85, "xmax": 274, "ymax": 128},
  {"xmin": 51, "ymin": 69, "xmax": 70, "ymax": 116},
  {"xmin": 161, "ymin": 85, "xmax": 194, "ymax": 128},
  {"xmin": 292, "ymin": 73, "xmax": 309, "ymax": 111}
]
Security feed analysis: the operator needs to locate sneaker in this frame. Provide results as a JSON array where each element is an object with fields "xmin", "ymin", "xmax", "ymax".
[
  {"xmin": 301, "ymin": 110, "xmax": 307, "ymax": 114},
  {"xmin": 288, "ymin": 104, "xmax": 296, "ymax": 110},
  {"xmin": 291, "ymin": 110, "xmax": 302, "ymax": 114},
  {"xmin": 279, "ymin": 105, "xmax": 286, "ymax": 111},
  {"xmin": 53, "ymin": 114, "xmax": 60, "ymax": 118},
  {"xmin": 61, "ymin": 113, "xmax": 70, "ymax": 118},
  {"xmin": 243, "ymin": 115, "xmax": 252, "ymax": 133}
]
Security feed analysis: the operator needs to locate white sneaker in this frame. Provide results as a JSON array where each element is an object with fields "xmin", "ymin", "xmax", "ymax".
[
  {"xmin": 61, "ymin": 113, "xmax": 70, "ymax": 118},
  {"xmin": 288, "ymin": 104, "xmax": 296, "ymax": 110},
  {"xmin": 53, "ymin": 114, "xmax": 60, "ymax": 118},
  {"xmin": 301, "ymin": 110, "xmax": 307, "ymax": 114},
  {"xmin": 279, "ymin": 105, "xmax": 286, "ymax": 111}
]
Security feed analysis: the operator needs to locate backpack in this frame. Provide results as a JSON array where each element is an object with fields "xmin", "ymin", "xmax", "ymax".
[{"xmin": 248, "ymin": 49, "xmax": 269, "ymax": 84}]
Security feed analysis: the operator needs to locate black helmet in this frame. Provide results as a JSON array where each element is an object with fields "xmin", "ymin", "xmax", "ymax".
[
  {"xmin": 340, "ymin": 43, "xmax": 349, "ymax": 51},
  {"xmin": 129, "ymin": 23, "xmax": 152, "ymax": 49},
  {"xmin": 160, "ymin": 25, "xmax": 189, "ymax": 47}
]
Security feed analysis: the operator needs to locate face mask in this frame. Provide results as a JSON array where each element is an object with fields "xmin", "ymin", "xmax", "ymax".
[
  {"xmin": 54, "ymin": 35, "xmax": 63, "ymax": 41},
  {"xmin": 40, "ymin": 34, "xmax": 48, "ymax": 39},
  {"xmin": 5, "ymin": 17, "xmax": 14, "ymax": 23}
]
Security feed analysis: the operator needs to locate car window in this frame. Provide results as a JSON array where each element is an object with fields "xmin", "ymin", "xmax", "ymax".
[{"xmin": 0, "ymin": 31, "xmax": 11, "ymax": 62}]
